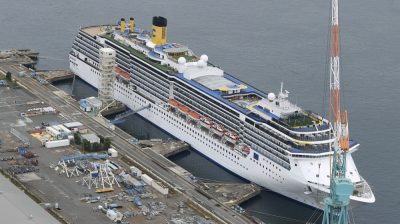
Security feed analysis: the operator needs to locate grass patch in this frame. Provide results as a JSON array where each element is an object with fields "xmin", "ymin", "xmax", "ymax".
[{"xmin": 282, "ymin": 114, "xmax": 315, "ymax": 128}]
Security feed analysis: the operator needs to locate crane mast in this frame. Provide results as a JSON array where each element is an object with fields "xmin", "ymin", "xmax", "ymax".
[{"xmin": 322, "ymin": 0, "xmax": 353, "ymax": 223}]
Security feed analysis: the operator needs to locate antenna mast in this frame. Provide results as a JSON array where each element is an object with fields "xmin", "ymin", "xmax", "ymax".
[{"xmin": 322, "ymin": 0, "xmax": 353, "ymax": 223}]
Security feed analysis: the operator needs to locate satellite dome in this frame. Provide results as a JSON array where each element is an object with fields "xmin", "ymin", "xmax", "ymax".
[
  {"xmin": 197, "ymin": 59, "xmax": 206, "ymax": 68},
  {"xmin": 200, "ymin": 54, "xmax": 208, "ymax": 62},
  {"xmin": 267, "ymin": 93, "xmax": 276, "ymax": 101},
  {"xmin": 178, "ymin": 57, "xmax": 186, "ymax": 65}
]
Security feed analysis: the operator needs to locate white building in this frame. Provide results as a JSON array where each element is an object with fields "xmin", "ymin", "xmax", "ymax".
[{"xmin": 81, "ymin": 133, "xmax": 100, "ymax": 144}]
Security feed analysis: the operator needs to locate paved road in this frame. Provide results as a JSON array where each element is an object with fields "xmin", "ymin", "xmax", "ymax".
[{"xmin": 0, "ymin": 63, "xmax": 254, "ymax": 224}]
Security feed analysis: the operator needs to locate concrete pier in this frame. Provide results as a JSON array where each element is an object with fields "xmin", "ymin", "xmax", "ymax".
[
  {"xmin": 35, "ymin": 70, "xmax": 74, "ymax": 83},
  {"xmin": 197, "ymin": 181, "xmax": 261, "ymax": 206},
  {"xmin": 139, "ymin": 139, "xmax": 190, "ymax": 157},
  {"xmin": 0, "ymin": 49, "xmax": 37, "ymax": 67}
]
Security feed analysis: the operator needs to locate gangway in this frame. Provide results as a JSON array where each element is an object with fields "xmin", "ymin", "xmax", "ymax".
[
  {"xmin": 110, "ymin": 104, "xmax": 150, "ymax": 124},
  {"xmin": 97, "ymin": 100, "xmax": 116, "ymax": 117}
]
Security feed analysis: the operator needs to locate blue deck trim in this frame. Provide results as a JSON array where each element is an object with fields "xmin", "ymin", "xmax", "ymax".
[
  {"xmin": 223, "ymin": 73, "xmax": 269, "ymax": 98},
  {"xmin": 148, "ymin": 51, "xmax": 162, "ymax": 61},
  {"xmin": 175, "ymin": 73, "xmax": 253, "ymax": 115},
  {"xmin": 253, "ymin": 105, "xmax": 280, "ymax": 120},
  {"xmin": 175, "ymin": 72, "xmax": 277, "ymax": 122},
  {"xmin": 247, "ymin": 112, "xmax": 269, "ymax": 123}
]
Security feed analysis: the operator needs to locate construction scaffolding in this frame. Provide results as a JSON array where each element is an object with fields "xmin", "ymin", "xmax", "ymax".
[
  {"xmin": 98, "ymin": 48, "xmax": 116, "ymax": 104},
  {"xmin": 82, "ymin": 161, "xmax": 120, "ymax": 190},
  {"xmin": 58, "ymin": 160, "xmax": 83, "ymax": 178}
]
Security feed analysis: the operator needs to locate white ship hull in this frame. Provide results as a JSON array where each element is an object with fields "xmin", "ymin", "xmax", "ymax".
[{"xmin": 70, "ymin": 54, "xmax": 374, "ymax": 209}]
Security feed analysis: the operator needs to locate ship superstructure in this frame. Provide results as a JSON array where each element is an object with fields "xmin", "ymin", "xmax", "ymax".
[{"xmin": 69, "ymin": 16, "xmax": 375, "ymax": 209}]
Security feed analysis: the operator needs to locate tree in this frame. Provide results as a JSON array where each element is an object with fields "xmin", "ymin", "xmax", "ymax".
[
  {"xmin": 82, "ymin": 139, "xmax": 91, "ymax": 151},
  {"xmin": 92, "ymin": 142, "xmax": 101, "ymax": 152},
  {"xmin": 103, "ymin": 138, "xmax": 112, "ymax": 149},
  {"xmin": 5, "ymin": 71, "xmax": 12, "ymax": 81},
  {"xmin": 99, "ymin": 135, "xmax": 105, "ymax": 144},
  {"xmin": 74, "ymin": 133, "xmax": 81, "ymax": 145}
]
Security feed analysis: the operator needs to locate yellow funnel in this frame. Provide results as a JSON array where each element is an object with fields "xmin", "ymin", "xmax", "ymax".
[
  {"xmin": 129, "ymin": 17, "xmax": 135, "ymax": 33},
  {"xmin": 151, "ymin": 16, "xmax": 167, "ymax": 45},
  {"xmin": 120, "ymin": 18, "xmax": 125, "ymax": 33}
]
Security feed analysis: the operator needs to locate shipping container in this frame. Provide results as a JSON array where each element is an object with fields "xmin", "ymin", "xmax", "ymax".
[{"xmin": 45, "ymin": 139, "xmax": 70, "ymax": 148}]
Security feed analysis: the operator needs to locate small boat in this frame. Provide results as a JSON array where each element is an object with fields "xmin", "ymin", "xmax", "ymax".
[
  {"xmin": 211, "ymin": 123, "xmax": 225, "ymax": 136},
  {"xmin": 241, "ymin": 144, "xmax": 250, "ymax": 155},
  {"xmin": 177, "ymin": 104, "xmax": 190, "ymax": 113},
  {"xmin": 224, "ymin": 131, "xmax": 239, "ymax": 144},
  {"xmin": 188, "ymin": 110, "xmax": 201, "ymax": 120},
  {"xmin": 199, "ymin": 116, "xmax": 213, "ymax": 129},
  {"xmin": 168, "ymin": 99, "xmax": 190, "ymax": 114},
  {"xmin": 168, "ymin": 99, "xmax": 179, "ymax": 107}
]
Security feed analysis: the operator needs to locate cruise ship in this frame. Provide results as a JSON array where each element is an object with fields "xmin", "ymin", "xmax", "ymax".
[{"xmin": 69, "ymin": 16, "xmax": 375, "ymax": 209}]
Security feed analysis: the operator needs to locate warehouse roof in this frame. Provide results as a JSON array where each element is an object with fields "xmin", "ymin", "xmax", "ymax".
[{"xmin": 0, "ymin": 174, "xmax": 60, "ymax": 224}]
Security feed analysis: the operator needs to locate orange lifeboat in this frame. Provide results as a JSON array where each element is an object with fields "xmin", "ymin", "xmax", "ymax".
[
  {"xmin": 188, "ymin": 110, "xmax": 201, "ymax": 120},
  {"xmin": 224, "ymin": 131, "xmax": 240, "ymax": 144},
  {"xmin": 177, "ymin": 104, "xmax": 190, "ymax": 114},
  {"xmin": 168, "ymin": 99, "xmax": 179, "ymax": 107},
  {"xmin": 113, "ymin": 67, "xmax": 130, "ymax": 80},
  {"xmin": 212, "ymin": 123, "xmax": 225, "ymax": 136},
  {"xmin": 200, "ymin": 116, "xmax": 213, "ymax": 129},
  {"xmin": 168, "ymin": 99, "xmax": 190, "ymax": 114},
  {"xmin": 242, "ymin": 144, "xmax": 250, "ymax": 155}
]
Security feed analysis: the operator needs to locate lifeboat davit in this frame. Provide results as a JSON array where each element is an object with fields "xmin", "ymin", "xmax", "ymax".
[
  {"xmin": 177, "ymin": 104, "xmax": 190, "ymax": 114},
  {"xmin": 168, "ymin": 99, "xmax": 190, "ymax": 114},
  {"xmin": 211, "ymin": 123, "xmax": 225, "ymax": 136},
  {"xmin": 188, "ymin": 110, "xmax": 201, "ymax": 120},
  {"xmin": 242, "ymin": 144, "xmax": 250, "ymax": 155},
  {"xmin": 168, "ymin": 99, "xmax": 179, "ymax": 107},
  {"xmin": 200, "ymin": 116, "xmax": 213, "ymax": 129},
  {"xmin": 224, "ymin": 131, "xmax": 240, "ymax": 144}
]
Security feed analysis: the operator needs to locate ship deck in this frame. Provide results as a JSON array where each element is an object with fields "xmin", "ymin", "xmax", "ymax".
[
  {"xmin": 81, "ymin": 25, "xmax": 115, "ymax": 37},
  {"xmin": 176, "ymin": 73, "xmax": 268, "ymax": 116},
  {"xmin": 82, "ymin": 25, "xmax": 330, "ymax": 134}
]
